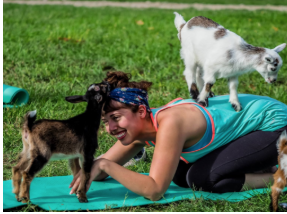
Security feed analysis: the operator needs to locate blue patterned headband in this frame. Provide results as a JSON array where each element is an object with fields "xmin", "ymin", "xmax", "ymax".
[{"xmin": 108, "ymin": 87, "xmax": 151, "ymax": 112}]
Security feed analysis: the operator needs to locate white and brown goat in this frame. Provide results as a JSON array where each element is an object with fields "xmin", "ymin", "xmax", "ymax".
[
  {"xmin": 271, "ymin": 130, "xmax": 287, "ymax": 211},
  {"xmin": 12, "ymin": 81, "xmax": 110, "ymax": 203},
  {"xmin": 174, "ymin": 12, "xmax": 286, "ymax": 111}
]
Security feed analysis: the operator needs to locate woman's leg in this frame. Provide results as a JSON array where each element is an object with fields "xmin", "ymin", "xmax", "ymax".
[
  {"xmin": 172, "ymin": 160, "xmax": 193, "ymax": 188},
  {"xmin": 182, "ymin": 125, "xmax": 287, "ymax": 193}
]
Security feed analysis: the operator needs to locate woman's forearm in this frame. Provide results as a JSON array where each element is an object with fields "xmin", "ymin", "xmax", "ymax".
[{"xmin": 99, "ymin": 159, "xmax": 164, "ymax": 201}]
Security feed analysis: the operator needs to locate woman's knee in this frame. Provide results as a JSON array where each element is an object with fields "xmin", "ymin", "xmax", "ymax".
[
  {"xmin": 186, "ymin": 166, "xmax": 215, "ymax": 191},
  {"xmin": 186, "ymin": 166, "xmax": 245, "ymax": 192}
]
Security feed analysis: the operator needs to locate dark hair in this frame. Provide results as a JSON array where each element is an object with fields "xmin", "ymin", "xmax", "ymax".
[{"xmin": 103, "ymin": 71, "xmax": 152, "ymax": 115}]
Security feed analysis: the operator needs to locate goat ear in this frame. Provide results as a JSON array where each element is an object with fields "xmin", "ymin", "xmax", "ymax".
[
  {"xmin": 65, "ymin": 95, "xmax": 86, "ymax": 103},
  {"xmin": 273, "ymin": 43, "xmax": 286, "ymax": 53}
]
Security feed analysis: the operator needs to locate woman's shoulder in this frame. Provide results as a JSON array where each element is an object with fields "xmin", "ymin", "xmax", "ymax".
[{"xmin": 156, "ymin": 104, "xmax": 206, "ymax": 130}]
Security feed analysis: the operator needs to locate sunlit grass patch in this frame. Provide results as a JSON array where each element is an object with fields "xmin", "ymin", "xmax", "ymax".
[{"xmin": 3, "ymin": 4, "xmax": 287, "ymax": 211}]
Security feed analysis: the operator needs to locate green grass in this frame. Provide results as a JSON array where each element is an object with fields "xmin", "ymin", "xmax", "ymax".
[
  {"xmin": 9, "ymin": 0, "xmax": 287, "ymax": 6},
  {"xmin": 3, "ymin": 3, "xmax": 287, "ymax": 212}
]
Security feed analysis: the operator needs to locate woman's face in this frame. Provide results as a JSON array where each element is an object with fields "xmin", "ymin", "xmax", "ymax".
[{"xmin": 103, "ymin": 100, "xmax": 146, "ymax": 145}]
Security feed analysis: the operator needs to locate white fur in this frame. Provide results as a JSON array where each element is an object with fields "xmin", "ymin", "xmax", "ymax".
[
  {"xmin": 29, "ymin": 110, "xmax": 37, "ymax": 118},
  {"xmin": 277, "ymin": 130, "xmax": 287, "ymax": 150},
  {"xmin": 88, "ymin": 85, "xmax": 95, "ymax": 91},
  {"xmin": 174, "ymin": 12, "xmax": 285, "ymax": 111},
  {"xmin": 280, "ymin": 154, "xmax": 287, "ymax": 178},
  {"xmin": 277, "ymin": 177, "xmax": 282, "ymax": 183},
  {"xmin": 276, "ymin": 187, "xmax": 283, "ymax": 193}
]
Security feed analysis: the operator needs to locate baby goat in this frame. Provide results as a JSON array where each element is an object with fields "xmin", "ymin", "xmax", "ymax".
[
  {"xmin": 174, "ymin": 12, "xmax": 286, "ymax": 111},
  {"xmin": 12, "ymin": 81, "xmax": 110, "ymax": 203},
  {"xmin": 271, "ymin": 130, "xmax": 287, "ymax": 212}
]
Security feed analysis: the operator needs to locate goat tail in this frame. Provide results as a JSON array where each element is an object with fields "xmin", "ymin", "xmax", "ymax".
[
  {"xmin": 173, "ymin": 12, "xmax": 186, "ymax": 32},
  {"xmin": 23, "ymin": 110, "xmax": 37, "ymax": 131}
]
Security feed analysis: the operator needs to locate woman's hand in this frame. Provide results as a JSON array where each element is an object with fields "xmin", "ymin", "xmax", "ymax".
[{"xmin": 69, "ymin": 159, "xmax": 106, "ymax": 195}]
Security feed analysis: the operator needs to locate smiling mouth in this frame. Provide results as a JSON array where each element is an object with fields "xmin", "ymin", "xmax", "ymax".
[{"xmin": 114, "ymin": 131, "xmax": 127, "ymax": 140}]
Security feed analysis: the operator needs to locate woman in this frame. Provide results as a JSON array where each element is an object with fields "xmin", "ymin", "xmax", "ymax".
[{"xmin": 70, "ymin": 71, "xmax": 287, "ymax": 200}]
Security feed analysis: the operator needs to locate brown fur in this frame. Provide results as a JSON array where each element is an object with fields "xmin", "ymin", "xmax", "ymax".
[
  {"xmin": 187, "ymin": 16, "xmax": 219, "ymax": 29},
  {"xmin": 69, "ymin": 158, "xmax": 82, "ymax": 177},
  {"xmin": 271, "ymin": 132, "xmax": 287, "ymax": 211},
  {"xmin": 227, "ymin": 50, "xmax": 233, "ymax": 60},
  {"xmin": 205, "ymin": 83, "xmax": 213, "ymax": 92},
  {"xmin": 178, "ymin": 23, "xmax": 185, "ymax": 41},
  {"xmin": 12, "ymin": 82, "xmax": 109, "ymax": 203},
  {"xmin": 240, "ymin": 43, "xmax": 265, "ymax": 54},
  {"xmin": 239, "ymin": 43, "xmax": 265, "ymax": 65},
  {"xmin": 214, "ymin": 28, "xmax": 227, "ymax": 40},
  {"xmin": 190, "ymin": 83, "xmax": 199, "ymax": 100}
]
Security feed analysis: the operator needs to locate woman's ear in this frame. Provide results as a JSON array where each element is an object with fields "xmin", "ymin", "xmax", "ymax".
[{"xmin": 138, "ymin": 105, "xmax": 147, "ymax": 119}]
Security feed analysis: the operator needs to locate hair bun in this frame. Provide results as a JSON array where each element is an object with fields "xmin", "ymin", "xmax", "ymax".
[{"xmin": 104, "ymin": 71, "xmax": 152, "ymax": 91}]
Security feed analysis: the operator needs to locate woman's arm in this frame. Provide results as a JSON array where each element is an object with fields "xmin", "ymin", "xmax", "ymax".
[
  {"xmin": 97, "ymin": 116, "xmax": 186, "ymax": 201},
  {"xmin": 94, "ymin": 139, "xmax": 145, "ymax": 181},
  {"xmin": 69, "ymin": 139, "xmax": 145, "ymax": 188},
  {"xmin": 70, "ymin": 114, "xmax": 187, "ymax": 201}
]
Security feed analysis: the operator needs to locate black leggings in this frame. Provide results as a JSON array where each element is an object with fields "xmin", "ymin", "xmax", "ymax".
[{"xmin": 173, "ymin": 125, "xmax": 287, "ymax": 193}]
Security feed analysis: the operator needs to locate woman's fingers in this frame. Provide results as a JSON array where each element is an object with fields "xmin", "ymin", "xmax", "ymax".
[
  {"xmin": 70, "ymin": 177, "xmax": 81, "ymax": 195},
  {"xmin": 69, "ymin": 171, "xmax": 81, "ymax": 188}
]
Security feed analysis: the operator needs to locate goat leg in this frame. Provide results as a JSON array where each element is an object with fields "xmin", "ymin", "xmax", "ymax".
[
  {"xmin": 228, "ymin": 77, "xmax": 242, "ymax": 111},
  {"xmin": 190, "ymin": 83, "xmax": 199, "ymax": 100},
  {"xmin": 76, "ymin": 154, "xmax": 95, "ymax": 203},
  {"xmin": 12, "ymin": 154, "xmax": 30, "ymax": 201},
  {"xmin": 69, "ymin": 158, "xmax": 81, "ymax": 177},
  {"xmin": 270, "ymin": 167, "xmax": 286, "ymax": 212},
  {"xmin": 197, "ymin": 82, "xmax": 214, "ymax": 107},
  {"xmin": 19, "ymin": 154, "xmax": 48, "ymax": 203},
  {"xmin": 76, "ymin": 168, "xmax": 90, "ymax": 203}
]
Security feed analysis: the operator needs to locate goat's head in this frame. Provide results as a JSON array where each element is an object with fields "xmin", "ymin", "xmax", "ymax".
[
  {"xmin": 65, "ymin": 81, "xmax": 110, "ymax": 108},
  {"xmin": 256, "ymin": 43, "xmax": 286, "ymax": 84}
]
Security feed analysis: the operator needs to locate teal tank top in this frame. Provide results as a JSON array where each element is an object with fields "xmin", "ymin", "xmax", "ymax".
[{"xmin": 145, "ymin": 94, "xmax": 287, "ymax": 163}]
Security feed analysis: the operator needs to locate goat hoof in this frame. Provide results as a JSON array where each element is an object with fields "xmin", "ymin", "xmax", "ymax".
[
  {"xmin": 78, "ymin": 197, "xmax": 88, "ymax": 203},
  {"xmin": 189, "ymin": 90, "xmax": 199, "ymax": 100},
  {"xmin": 231, "ymin": 103, "xmax": 242, "ymax": 112},
  {"xmin": 208, "ymin": 91, "xmax": 215, "ymax": 98},
  {"xmin": 20, "ymin": 197, "xmax": 29, "ymax": 203},
  {"xmin": 197, "ymin": 98, "xmax": 208, "ymax": 107},
  {"xmin": 190, "ymin": 93, "xmax": 198, "ymax": 100}
]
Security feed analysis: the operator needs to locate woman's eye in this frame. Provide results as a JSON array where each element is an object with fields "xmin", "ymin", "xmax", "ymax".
[{"xmin": 113, "ymin": 116, "xmax": 120, "ymax": 121}]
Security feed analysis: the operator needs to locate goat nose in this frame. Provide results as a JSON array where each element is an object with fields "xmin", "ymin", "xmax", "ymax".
[
  {"xmin": 271, "ymin": 79, "xmax": 277, "ymax": 83},
  {"xmin": 274, "ymin": 64, "xmax": 278, "ymax": 67}
]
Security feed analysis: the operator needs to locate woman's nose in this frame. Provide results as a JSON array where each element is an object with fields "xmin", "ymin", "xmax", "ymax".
[{"xmin": 108, "ymin": 121, "xmax": 118, "ymax": 132}]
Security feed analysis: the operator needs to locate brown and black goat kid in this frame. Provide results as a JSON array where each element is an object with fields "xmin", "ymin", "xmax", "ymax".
[
  {"xmin": 12, "ymin": 82, "xmax": 110, "ymax": 203},
  {"xmin": 271, "ymin": 130, "xmax": 287, "ymax": 212}
]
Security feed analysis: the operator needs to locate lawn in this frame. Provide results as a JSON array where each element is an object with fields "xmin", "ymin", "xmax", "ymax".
[
  {"xmin": 8, "ymin": 0, "xmax": 287, "ymax": 6},
  {"xmin": 3, "ymin": 3, "xmax": 287, "ymax": 211}
]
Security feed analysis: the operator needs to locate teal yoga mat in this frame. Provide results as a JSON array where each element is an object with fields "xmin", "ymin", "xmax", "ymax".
[
  {"xmin": 4, "ymin": 173, "xmax": 286, "ymax": 211},
  {"xmin": 3, "ymin": 84, "xmax": 29, "ymax": 108}
]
